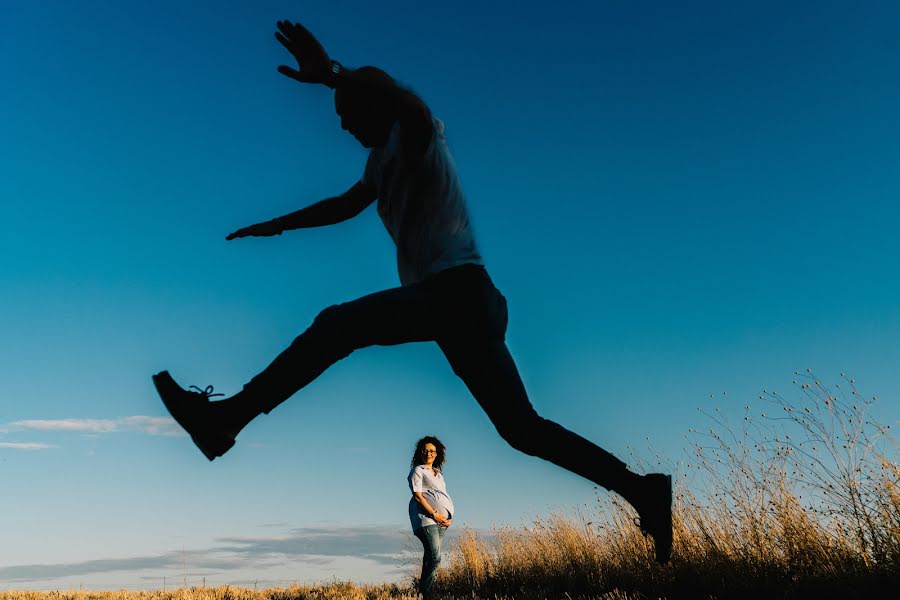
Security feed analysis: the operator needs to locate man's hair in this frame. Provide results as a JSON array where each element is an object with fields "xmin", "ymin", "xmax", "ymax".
[
  {"xmin": 344, "ymin": 65, "xmax": 397, "ymax": 90},
  {"xmin": 335, "ymin": 66, "xmax": 421, "ymax": 115},
  {"xmin": 410, "ymin": 435, "xmax": 446, "ymax": 473}
]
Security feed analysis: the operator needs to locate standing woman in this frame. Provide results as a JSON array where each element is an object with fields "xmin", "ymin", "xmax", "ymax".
[{"xmin": 408, "ymin": 436, "xmax": 453, "ymax": 599}]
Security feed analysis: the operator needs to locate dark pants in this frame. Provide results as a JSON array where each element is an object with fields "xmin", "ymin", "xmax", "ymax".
[
  {"xmin": 244, "ymin": 264, "xmax": 631, "ymax": 492},
  {"xmin": 413, "ymin": 524, "xmax": 444, "ymax": 598}
]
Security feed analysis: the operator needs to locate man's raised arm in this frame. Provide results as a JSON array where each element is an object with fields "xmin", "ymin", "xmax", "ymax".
[
  {"xmin": 226, "ymin": 181, "xmax": 376, "ymax": 240},
  {"xmin": 274, "ymin": 20, "xmax": 433, "ymax": 162}
]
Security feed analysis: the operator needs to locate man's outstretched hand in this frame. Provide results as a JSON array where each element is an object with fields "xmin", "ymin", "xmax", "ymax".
[
  {"xmin": 226, "ymin": 221, "xmax": 283, "ymax": 240},
  {"xmin": 275, "ymin": 20, "xmax": 333, "ymax": 86}
]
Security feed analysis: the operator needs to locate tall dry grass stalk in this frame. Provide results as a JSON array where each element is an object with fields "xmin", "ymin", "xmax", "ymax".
[{"xmin": 432, "ymin": 373, "xmax": 899, "ymax": 599}]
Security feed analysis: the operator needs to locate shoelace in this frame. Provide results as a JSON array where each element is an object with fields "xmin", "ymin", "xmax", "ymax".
[{"xmin": 188, "ymin": 384, "xmax": 224, "ymax": 399}]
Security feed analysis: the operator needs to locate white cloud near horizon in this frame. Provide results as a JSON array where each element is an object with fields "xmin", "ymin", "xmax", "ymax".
[
  {"xmin": 0, "ymin": 442, "xmax": 57, "ymax": 450},
  {"xmin": 4, "ymin": 416, "xmax": 184, "ymax": 437}
]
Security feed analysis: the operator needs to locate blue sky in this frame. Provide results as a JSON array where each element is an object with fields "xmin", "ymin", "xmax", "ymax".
[{"xmin": 2, "ymin": 0, "xmax": 899, "ymax": 590}]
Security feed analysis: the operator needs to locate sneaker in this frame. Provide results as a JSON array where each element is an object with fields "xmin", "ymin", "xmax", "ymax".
[
  {"xmin": 634, "ymin": 473, "xmax": 673, "ymax": 564},
  {"xmin": 152, "ymin": 370, "xmax": 235, "ymax": 461}
]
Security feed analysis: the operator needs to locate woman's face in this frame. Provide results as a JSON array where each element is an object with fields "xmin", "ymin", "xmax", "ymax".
[{"xmin": 422, "ymin": 443, "xmax": 438, "ymax": 466}]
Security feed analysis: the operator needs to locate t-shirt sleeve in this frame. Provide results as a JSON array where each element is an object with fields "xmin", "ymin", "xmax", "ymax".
[
  {"xmin": 408, "ymin": 466, "xmax": 424, "ymax": 493},
  {"xmin": 428, "ymin": 117, "xmax": 445, "ymax": 155},
  {"xmin": 361, "ymin": 149, "xmax": 378, "ymax": 186}
]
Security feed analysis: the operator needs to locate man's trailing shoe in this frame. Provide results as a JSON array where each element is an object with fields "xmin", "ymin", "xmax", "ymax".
[{"xmin": 152, "ymin": 370, "xmax": 235, "ymax": 461}]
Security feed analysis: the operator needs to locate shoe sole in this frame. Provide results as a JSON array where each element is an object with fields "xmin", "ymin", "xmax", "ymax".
[{"xmin": 152, "ymin": 371, "xmax": 235, "ymax": 462}]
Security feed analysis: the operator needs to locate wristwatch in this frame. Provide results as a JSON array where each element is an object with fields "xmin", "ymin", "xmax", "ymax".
[{"xmin": 328, "ymin": 60, "xmax": 343, "ymax": 88}]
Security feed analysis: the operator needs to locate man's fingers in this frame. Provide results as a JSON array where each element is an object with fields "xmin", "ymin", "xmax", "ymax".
[
  {"xmin": 275, "ymin": 19, "xmax": 328, "ymax": 59},
  {"xmin": 276, "ymin": 20, "xmax": 309, "ymax": 51},
  {"xmin": 274, "ymin": 30, "xmax": 293, "ymax": 52},
  {"xmin": 276, "ymin": 20, "xmax": 300, "ymax": 43},
  {"xmin": 275, "ymin": 23, "xmax": 309, "ymax": 59},
  {"xmin": 275, "ymin": 30, "xmax": 309, "ymax": 61},
  {"xmin": 229, "ymin": 226, "xmax": 256, "ymax": 238},
  {"xmin": 283, "ymin": 20, "xmax": 316, "ymax": 45}
]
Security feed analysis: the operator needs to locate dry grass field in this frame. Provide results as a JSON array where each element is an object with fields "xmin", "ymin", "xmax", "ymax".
[
  {"xmin": 0, "ymin": 585, "xmax": 415, "ymax": 600},
  {"xmin": 3, "ymin": 374, "xmax": 897, "ymax": 599},
  {"xmin": 431, "ymin": 374, "xmax": 899, "ymax": 599}
]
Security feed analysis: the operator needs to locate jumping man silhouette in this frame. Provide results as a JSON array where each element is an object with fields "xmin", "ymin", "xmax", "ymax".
[{"xmin": 152, "ymin": 19, "xmax": 674, "ymax": 563}]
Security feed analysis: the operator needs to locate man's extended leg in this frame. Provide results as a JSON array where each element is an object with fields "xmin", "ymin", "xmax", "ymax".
[
  {"xmin": 437, "ymin": 336, "xmax": 636, "ymax": 491},
  {"xmin": 237, "ymin": 282, "xmax": 440, "ymax": 415},
  {"xmin": 437, "ymin": 336, "xmax": 673, "ymax": 563}
]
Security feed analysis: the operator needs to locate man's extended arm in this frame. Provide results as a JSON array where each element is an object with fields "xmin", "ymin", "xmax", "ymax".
[{"xmin": 226, "ymin": 180, "xmax": 376, "ymax": 240}]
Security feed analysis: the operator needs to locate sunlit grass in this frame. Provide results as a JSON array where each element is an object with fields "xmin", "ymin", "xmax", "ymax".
[
  {"xmin": 431, "ymin": 373, "xmax": 899, "ymax": 598},
  {"xmin": 0, "ymin": 583, "xmax": 415, "ymax": 600}
]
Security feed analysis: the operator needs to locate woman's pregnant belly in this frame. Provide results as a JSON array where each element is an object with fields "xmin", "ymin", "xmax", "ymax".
[{"xmin": 422, "ymin": 489, "xmax": 454, "ymax": 519}]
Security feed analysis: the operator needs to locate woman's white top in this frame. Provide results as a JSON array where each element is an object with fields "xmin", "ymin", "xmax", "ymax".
[{"xmin": 408, "ymin": 464, "xmax": 455, "ymax": 531}]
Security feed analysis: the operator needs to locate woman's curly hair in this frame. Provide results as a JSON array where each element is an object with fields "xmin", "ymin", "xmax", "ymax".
[{"xmin": 410, "ymin": 436, "xmax": 446, "ymax": 473}]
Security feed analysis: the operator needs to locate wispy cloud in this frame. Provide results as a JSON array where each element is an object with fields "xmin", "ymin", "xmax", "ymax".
[
  {"xmin": 0, "ymin": 442, "xmax": 57, "ymax": 451},
  {"xmin": 9, "ymin": 419, "xmax": 119, "ymax": 433},
  {"xmin": 214, "ymin": 525, "xmax": 413, "ymax": 566},
  {"xmin": 0, "ymin": 524, "xmax": 440, "ymax": 583},
  {"xmin": 5, "ymin": 416, "xmax": 184, "ymax": 437},
  {"xmin": 117, "ymin": 416, "xmax": 183, "ymax": 436},
  {"xmin": 0, "ymin": 551, "xmax": 247, "ymax": 583}
]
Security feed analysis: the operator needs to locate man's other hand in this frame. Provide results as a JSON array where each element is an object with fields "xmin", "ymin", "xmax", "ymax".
[{"xmin": 226, "ymin": 221, "xmax": 283, "ymax": 240}]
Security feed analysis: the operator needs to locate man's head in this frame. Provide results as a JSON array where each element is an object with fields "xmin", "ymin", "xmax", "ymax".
[{"xmin": 333, "ymin": 66, "xmax": 399, "ymax": 148}]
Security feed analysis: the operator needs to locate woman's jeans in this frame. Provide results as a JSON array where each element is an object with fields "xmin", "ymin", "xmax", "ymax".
[
  {"xmin": 242, "ymin": 264, "xmax": 632, "ymax": 493},
  {"xmin": 414, "ymin": 524, "xmax": 445, "ymax": 598}
]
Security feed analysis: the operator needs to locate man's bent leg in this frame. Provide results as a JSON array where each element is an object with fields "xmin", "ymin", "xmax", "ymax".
[{"xmin": 234, "ymin": 283, "xmax": 440, "ymax": 418}]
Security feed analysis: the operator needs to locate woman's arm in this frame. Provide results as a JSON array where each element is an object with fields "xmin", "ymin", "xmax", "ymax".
[{"xmin": 412, "ymin": 492, "xmax": 451, "ymax": 527}]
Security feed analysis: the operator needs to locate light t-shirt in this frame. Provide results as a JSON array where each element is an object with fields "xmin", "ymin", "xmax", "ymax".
[
  {"xmin": 362, "ymin": 117, "xmax": 483, "ymax": 287},
  {"xmin": 407, "ymin": 464, "xmax": 455, "ymax": 531}
]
